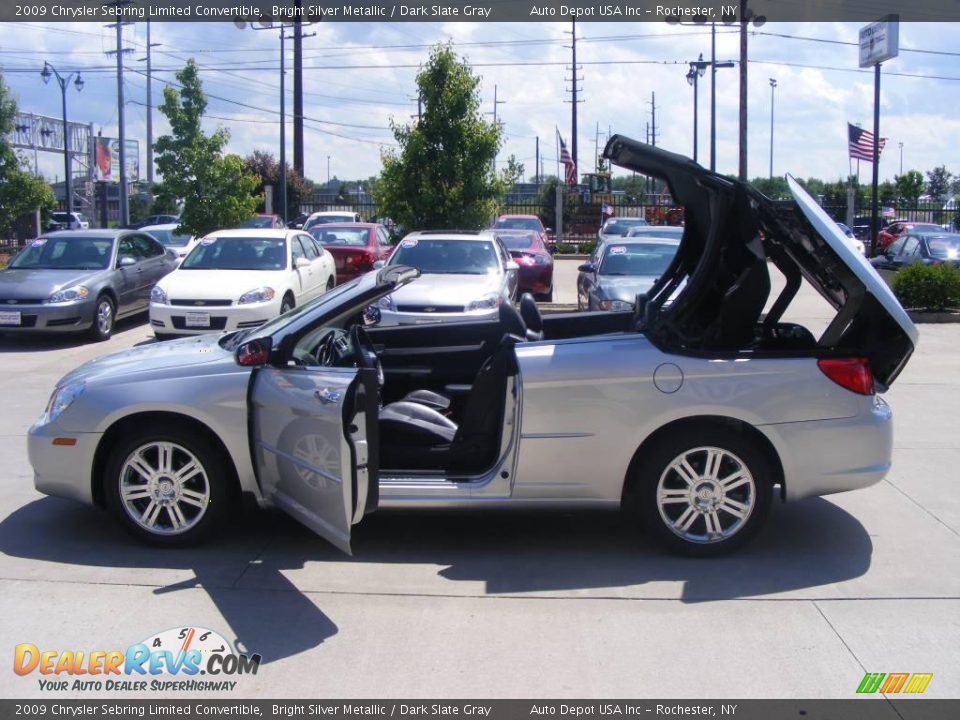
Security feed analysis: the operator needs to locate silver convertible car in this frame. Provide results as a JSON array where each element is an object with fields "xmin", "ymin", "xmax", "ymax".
[{"xmin": 28, "ymin": 137, "xmax": 918, "ymax": 556}]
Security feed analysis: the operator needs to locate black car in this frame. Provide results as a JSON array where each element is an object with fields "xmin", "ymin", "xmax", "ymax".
[{"xmin": 869, "ymin": 232, "xmax": 960, "ymax": 280}]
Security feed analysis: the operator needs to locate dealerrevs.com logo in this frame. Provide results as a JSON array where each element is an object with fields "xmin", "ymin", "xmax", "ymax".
[{"xmin": 14, "ymin": 626, "xmax": 261, "ymax": 693}]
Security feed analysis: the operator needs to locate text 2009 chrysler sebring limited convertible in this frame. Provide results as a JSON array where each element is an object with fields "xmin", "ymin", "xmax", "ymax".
[{"xmin": 28, "ymin": 138, "xmax": 918, "ymax": 556}]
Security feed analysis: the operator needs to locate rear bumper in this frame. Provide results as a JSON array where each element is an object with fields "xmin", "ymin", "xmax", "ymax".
[
  {"xmin": 763, "ymin": 395, "xmax": 894, "ymax": 501},
  {"xmin": 517, "ymin": 266, "xmax": 553, "ymax": 295}
]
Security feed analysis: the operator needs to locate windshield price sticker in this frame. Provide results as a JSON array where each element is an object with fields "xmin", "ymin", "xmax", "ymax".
[
  {"xmin": 200, "ymin": 237, "xmax": 217, "ymax": 245},
  {"xmin": 401, "ymin": 239, "xmax": 419, "ymax": 248},
  {"xmin": 32, "ymin": 238, "xmax": 47, "ymax": 246},
  {"xmin": 610, "ymin": 246, "xmax": 627, "ymax": 254}
]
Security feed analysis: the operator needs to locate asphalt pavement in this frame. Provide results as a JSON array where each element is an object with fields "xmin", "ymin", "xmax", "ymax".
[{"xmin": 0, "ymin": 257, "xmax": 957, "ymax": 699}]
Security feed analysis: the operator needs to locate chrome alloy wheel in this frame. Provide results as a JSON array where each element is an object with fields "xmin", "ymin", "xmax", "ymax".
[
  {"xmin": 96, "ymin": 299, "xmax": 113, "ymax": 335},
  {"xmin": 118, "ymin": 441, "xmax": 211, "ymax": 535},
  {"xmin": 656, "ymin": 446, "xmax": 756, "ymax": 544}
]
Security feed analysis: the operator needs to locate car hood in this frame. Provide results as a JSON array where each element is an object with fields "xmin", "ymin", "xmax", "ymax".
[
  {"xmin": 158, "ymin": 269, "xmax": 287, "ymax": 300},
  {"xmin": 597, "ymin": 275, "xmax": 660, "ymax": 303},
  {"xmin": 0, "ymin": 268, "xmax": 105, "ymax": 299},
  {"xmin": 387, "ymin": 272, "xmax": 503, "ymax": 306},
  {"xmin": 603, "ymin": 135, "xmax": 917, "ymax": 389},
  {"xmin": 58, "ymin": 333, "xmax": 231, "ymax": 386}
]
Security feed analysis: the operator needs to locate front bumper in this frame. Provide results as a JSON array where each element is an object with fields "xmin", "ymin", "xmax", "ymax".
[
  {"xmin": 149, "ymin": 298, "xmax": 281, "ymax": 336},
  {"xmin": 0, "ymin": 300, "xmax": 96, "ymax": 334},
  {"xmin": 765, "ymin": 395, "xmax": 894, "ymax": 501},
  {"xmin": 28, "ymin": 416, "xmax": 101, "ymax": 506}
]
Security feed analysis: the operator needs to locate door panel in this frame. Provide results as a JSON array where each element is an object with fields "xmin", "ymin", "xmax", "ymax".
[{"xmin": 251, "ymin": 366, "xmax": 364, "ymax": 553}]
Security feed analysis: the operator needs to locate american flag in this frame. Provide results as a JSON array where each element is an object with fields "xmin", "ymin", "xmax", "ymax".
[
  {"xmin": 558, "ymin": 132, "xmax": 577, "ymax": 185},
  {"xmin": 848, "ymin": 123, "xmax": 887, "ymax": 163}
]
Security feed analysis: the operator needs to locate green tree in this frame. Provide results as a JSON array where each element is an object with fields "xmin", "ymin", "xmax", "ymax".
[
  {"xmin": 895, "ymin": 170, "xmax": 925, "ymax": 205},
  {"xmin": 0, "ymin": 72, "xmax": 55, "ymax": 238},
  {"xmin": 243, "ymin": 149, "xmax": 312, "ymax": 218},
  {"xmin": 154, "ymin": 60, "xmax": 258, "ymax": 237},
  {"xmin": 926, "ymin": 165, "xmax": 953, "ymax": 202},
  {"xmin": 748, "ymin": 177, "xmax": 790, "ymax": 199},
  {"xmin": 374, "ymin": 45, "xmax": 522, "ymax": 230}
]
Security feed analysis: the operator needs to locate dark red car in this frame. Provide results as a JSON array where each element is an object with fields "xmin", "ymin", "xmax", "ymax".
[
  {"xmin": 876, "ymin": 220, "xmax": 943, "ymax": 252},
  {"xmin": 308, "ymin": 223, "xmax": 394, "ymax": 283},
  {"xmin": 495, "ymin": 230, "xmax": 555, "ymax": 301}
]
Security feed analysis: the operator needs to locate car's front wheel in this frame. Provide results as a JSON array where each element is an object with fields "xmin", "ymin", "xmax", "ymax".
[
  {"xmin": 104, "ymin": 426, "xmax": 231, "ymax": 546},
  {"xmin": 633, "ymin": 426, "xmax": 773, "ymax": 557},
  {"xmin": 88, "ymin": 294, "xmax": 115, "ymax": 342}
]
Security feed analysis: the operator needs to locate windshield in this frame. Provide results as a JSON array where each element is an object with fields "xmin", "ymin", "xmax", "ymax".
[
  {"xmin": 304, "ymin": 215, "xmax": 354, "ymax": 230},
  {"xmin": 388, "ymin": 238, "xmax": 499, "ymax": 275},
  {"xmin": 602, "ymin": 218, "xmax": 648, "ymax": 236},
  {"xmin": 310, "ymin": 227, "xmax": 368, "ymax": 247},
  {"xmin": 599, "ymin": 243, "xmax": 678, "ymax": 276},
  {"xmin": 926, "ymin": 235, "xmax": 960, "ymax": 260},
  {"xmin": 181, "ymin": 237, "xmax": 287, "ymax": 271},
  {"xmin": 626, "ymin": 227, "xmax": 684, "ymax": 239},
  {"xmin": 146, "ymin": 229, "xmax": 192, "ymax": 247},
  {"xmin": 494, "ymin": 217, "xmax": 542, "ymax": 231},
  {"xmin": 239, "ymin": 216, "xmax": 277, "ymax": 228},
  {"xmin": 496, "ymin": 233, "xmax": 538, "ymax": 250},
  {"xmin": 8, "ymin": 236, "xmax": 113, "ymax": 270}
]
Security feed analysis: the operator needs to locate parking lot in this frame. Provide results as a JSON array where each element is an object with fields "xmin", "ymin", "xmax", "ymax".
[{"xmin": 1, "ymin": 257, "xmax": 958, "ymax": 699}]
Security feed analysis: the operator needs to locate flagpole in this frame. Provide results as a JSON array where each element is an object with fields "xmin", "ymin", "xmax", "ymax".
[
  {"xmin": 555, "ymin": 127, "xmax": 560, "ymax": 181},
  {"xmin": 870, "ymin": 62, "xmax": 882, "ymax": 257}
]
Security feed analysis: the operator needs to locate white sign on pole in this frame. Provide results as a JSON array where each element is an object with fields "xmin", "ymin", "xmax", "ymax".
[{"xmin": 859, "ymin": 15, "xmax": 899, "ymax": 68}]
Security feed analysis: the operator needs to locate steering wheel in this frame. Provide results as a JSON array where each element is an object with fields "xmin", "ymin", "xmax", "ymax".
[
  {"xmin": 315, "ymin": 330, "xmax": 344, "ymax": 366},
  {"xmin": 351, "ymin": 324, "xmax": 384, "ymax": 387}
]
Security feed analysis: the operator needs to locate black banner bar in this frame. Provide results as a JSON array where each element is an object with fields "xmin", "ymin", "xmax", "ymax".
[
  {"xmin": 1, "ymin": 1, "xmax": 959, "ymax": 23},
  {"xmin": 2, "ymin": 700, "xmax": 960, "ymax": 720}
]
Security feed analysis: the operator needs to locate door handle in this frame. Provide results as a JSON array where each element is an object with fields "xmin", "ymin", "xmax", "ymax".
[{"xmin": 315, "ymin": 388, "xmax": 342, "ymax": 405}]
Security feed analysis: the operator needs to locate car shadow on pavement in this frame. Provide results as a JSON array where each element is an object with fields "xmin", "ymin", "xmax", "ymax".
[
  {"xmin": 0, "ymin": 494, "xmax": 872, "ymax": 664},
  {"xmin": 0, "ymin": 316, "xmax": 148, "ymax": 353},
  {"xmin": 0, "ymin": 498, "xmax": 337, "ymax": 665}
]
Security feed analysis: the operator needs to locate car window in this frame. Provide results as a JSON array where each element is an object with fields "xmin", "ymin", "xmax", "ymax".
[
  {"xmin": 298, "ymin": 234, "xmax": 320, "ymax": 259},
  {"xmin": 118, "ymin": 237, "xmax": 140, "ymax": 261},
  {"xmin": 887, "ymin": 237, "xmax": 907, "ymax": 256},
  {"xmin": 311, "ymin": 228, "xmax": 368, "ymax": 247},
  {"xmin": 133, "ymin": 234, "xmax": 165, "ymax": 259},
  {"xmin": 388, "ymin": 238, "xmax": 500, "ymax": 275},
  {"xmin": 291, "ymin": 237, "xmax": 307, "ymax": 264},
  {"xmin": 377, "ymin": 228, "xmax": 391, "ymax": 246},
  {"xmin": 901, "ymin": 236, "xmax": 920, "ymax": 258}
]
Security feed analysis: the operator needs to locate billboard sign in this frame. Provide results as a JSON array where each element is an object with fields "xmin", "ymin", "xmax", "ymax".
[
  {"xmin": 93, "ymin": 137, "xmax": 139, "ymax": 183},
  {"xmin": 859, "ymin": 15, "xmax": 899, "ymax": 67}
]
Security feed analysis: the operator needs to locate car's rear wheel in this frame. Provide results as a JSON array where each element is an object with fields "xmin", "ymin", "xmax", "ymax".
[
  {"xmin": 104, "ymin": 426, "xmax": 231, "ymax": 546},
  {"xmin": 89, "ymin": 294, "xmax": 115, "ymax": 342},
  {"xmin": 633, "ymin": 426, "xmax": 773, "ymax": 557}
]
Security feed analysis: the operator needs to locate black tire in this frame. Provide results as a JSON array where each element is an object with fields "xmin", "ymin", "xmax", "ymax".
[
  {"xmin": 280, "ymin": 294, "xmax": 295, "ymax": 315},
  {"xmin": 326, "ymin": 276, "xmax": 335, "ymax": 291},
  {"xmin": 88, "ymin": 294, "xmax": 115, "ymax": 342},
  {"xmin": 632, "ymin": 425, "xmax": 773, "ymax": 557},
  {"xmin": 538, "ymin": 286, "xmax": 554, "ymax": 303},
  {"xmin": 104, "ymin": 424, "xmax": 233, "ymax": 547}
]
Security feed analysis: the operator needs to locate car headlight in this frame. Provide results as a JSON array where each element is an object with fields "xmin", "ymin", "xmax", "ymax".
[
  {"xmin": 598, "ymin": 299, "xmax": 634, "ymax": 311},
  {"xmin": 43, "ymin": 381, "xmax": 85, "ymax": 424},
  {"xmin": 46, "ymin": 285, "xmax": 89, "ymax": 304},
  {"xmin": 466, "ymin": 292, "xmax": 504, "ymax": 312},
  {"xmin": 378, "ymin": 294, "xmax": 396, "ymax": 311},
  {"xmin": 150, "ymin": 285, "xmax": 168, "ymax": 304},
  {"xmin": 238, "ymin": 287, "xmax": 276, "ymax": 305}
]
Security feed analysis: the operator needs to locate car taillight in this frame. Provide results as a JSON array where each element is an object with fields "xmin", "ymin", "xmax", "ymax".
[
  {"xmin": 346, "ymin": 251, "xmax": 374, "ymax": 268},
  {"xmin": 817, "ymin": 357, "xmax": 875, "ymax": 395},
  {"xmin": 512, "ymin": 254, "xmax": 536, "ymax": 266}
]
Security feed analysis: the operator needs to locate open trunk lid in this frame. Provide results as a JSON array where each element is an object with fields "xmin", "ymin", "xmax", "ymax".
[{"xmin": 602, "ymin": 135, "xmax": 917, "ymax": 390}]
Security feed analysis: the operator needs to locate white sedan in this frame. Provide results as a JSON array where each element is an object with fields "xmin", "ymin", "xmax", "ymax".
[{"xmin": 149, "ymin": 229, "xmax": 335, "ymax": 339}]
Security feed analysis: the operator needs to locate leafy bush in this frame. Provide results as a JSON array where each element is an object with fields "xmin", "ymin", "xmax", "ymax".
[
  {"xmin": 892, "ymin": 262, "xmax": 960, "ymax": 311},
  {"xmin": 554, "ymin": 240, "xmax": 596, "ymax": 255}
]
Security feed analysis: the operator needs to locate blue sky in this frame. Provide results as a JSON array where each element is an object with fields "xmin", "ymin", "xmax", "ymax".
[{"xmin": 1, "ymin": 20, "xmax": 958, "ymax": 189}]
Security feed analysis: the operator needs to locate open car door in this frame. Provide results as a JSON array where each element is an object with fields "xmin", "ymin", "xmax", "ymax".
[{"xmin": 250, "ymin": 364, "xmax": 379, "ymax": 554}]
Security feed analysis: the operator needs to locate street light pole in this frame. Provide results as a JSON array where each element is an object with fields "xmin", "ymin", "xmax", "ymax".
[
  {"xmin": 686, "ymin": 55, "xmax": 707, "ymax": 164},
  {"xmin": 769, "ymin": 78, "xmax": 777, "ymax": 179},
  {"xmin": 41, "ymin": 62, "xmax": 84, "ymax": 216},
  {"xmin": 899, "ymin": 141, "xmax": 903, "ymax": 175}
]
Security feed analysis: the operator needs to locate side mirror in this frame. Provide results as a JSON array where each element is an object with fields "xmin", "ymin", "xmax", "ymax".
[
  {"xmin": 118, "ymin": 255, "xmax": 137, "ymax": 268},
  {"xmin": 372, "ymin": 260, "xmax": 386, "ymax": 269},
  {"xmin": 505, "ymin": 260, "xmax": 519, "ymax": 272},
  {"xmin": 295, "ymin": 257, "xmax": 310, "ymax": 268},
  {"xmin": 236, "ymin": 337, "xmax": 271, "ymax": 367},
  {"xmin": 578, "ymin": 263, "xmax": 596, "ymax": 273}
]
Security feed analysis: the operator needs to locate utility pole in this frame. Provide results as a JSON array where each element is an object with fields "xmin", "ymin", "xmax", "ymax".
[
  {"xmin": 487, "ymin": 85, "xmax": 505, "ymax": 171},
  {"xmin": 106, "ymin": 4, "xmax": 134, "ymax": 227},
  {"xmin": 649, "ymin": 92, "xmax": 657, "ymax": 147},
  {"xmin": 293, "ymin": 0, "xmax": 304, "ymax": 177},
  {"xmin": 535, "ymin": 136, "xmax": 540, "ymax": 188},
  {"xmin": 144, "ymin": 21, "xmax": 159, "ymax": 186},
  {"xmin": 768, "ymin": 78, "xmax": 777, "ymax": 179},
  {"xmin": 564, "ymin": 20, "xmax": 582, "ymax": 172}
]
